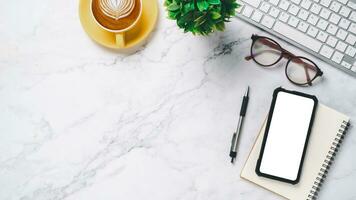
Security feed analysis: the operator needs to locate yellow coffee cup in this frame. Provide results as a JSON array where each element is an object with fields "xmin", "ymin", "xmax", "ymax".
[{"xmin": 90, "ymin": 0, "xmax": 143, "ymax": 47}]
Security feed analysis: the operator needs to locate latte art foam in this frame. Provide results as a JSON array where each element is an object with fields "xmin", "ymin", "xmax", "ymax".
[
  {"xmin": 92, "ymin": 0, "xmax": 141, "ymax": 31},
  {"xmin": 99, "ymin": 0, "xmax": 135, "ymax": 20}
]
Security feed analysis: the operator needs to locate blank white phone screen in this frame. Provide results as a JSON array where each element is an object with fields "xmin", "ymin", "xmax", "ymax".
[{"xmin": 259, "ymin": 91, "xmax": 315, "ymax": 181}]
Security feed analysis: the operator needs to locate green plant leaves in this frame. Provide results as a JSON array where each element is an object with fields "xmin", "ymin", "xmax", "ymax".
[
  {"xmin": 197, "ymin": 0, "xmax": 209, "ymax": 11},
  {"xmin": 210, "ymin": 11, "xmax": 221, "ymax": 19},
  {"xmin": 164, "ymin": 0, "xmax": 239, "ymax": 35},
  {"xmin": 183, "ymin": 2, "xmax": 195, "ymax": 13},
  {"xmin": 207, "ymin": 0, "xmax": 220, "ymax": 5},
  {"xmin": 167, "ymin": 2, "xmax": 180, "ymax": 11}
]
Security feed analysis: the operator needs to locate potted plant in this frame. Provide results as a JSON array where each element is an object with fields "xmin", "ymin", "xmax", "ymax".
[{"xmin": 164, "ymin": 0, "xmax": 240, "ymax": 35}]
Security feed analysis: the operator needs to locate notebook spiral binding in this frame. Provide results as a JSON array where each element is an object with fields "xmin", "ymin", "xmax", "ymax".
[{"xmin": 307, "ymin": 120, "xmax": 350, "ymax": 200}]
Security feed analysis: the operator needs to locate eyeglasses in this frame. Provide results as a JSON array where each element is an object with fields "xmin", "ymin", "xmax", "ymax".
[{"xmin": 245, "ymin": 34, "xmax": 323, "ymax": 86}]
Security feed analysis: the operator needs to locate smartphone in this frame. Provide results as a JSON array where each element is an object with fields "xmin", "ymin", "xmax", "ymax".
[{"xmin": 256, "ymin": 88, "xmax": 318, "ymax": 184}]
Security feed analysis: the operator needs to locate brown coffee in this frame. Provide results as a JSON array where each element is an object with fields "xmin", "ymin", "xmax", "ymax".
[{"xmin": 92, "ymin": 0, "xmax": 141, "ymax": 31}]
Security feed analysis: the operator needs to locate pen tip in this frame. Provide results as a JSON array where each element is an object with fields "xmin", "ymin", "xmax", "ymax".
[
  {"xmin": 245, "ymin": 86, "xmax": 250, "ymax": 96},
  {"xmin": 231, "ymin": 158, "xmax": 235, "ymax": 163}
]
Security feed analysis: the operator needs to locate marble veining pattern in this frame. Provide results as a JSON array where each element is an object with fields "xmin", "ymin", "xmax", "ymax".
[{"xmin": 0, "ymin": 0, "xmax": 355, "ymax": 200}]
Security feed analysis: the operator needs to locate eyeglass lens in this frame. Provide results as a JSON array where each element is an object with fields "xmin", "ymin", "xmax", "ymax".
[
  {"xmin": 251, "ymin": 37, "xmax": 282, "ymax": 66},
  {"xmin": 286, "ymin": 57, "xmax": 318, "ymax": 85}
]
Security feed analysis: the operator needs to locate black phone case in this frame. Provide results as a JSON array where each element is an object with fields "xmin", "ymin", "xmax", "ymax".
[{"xmin": 255, "ymin": 87, "xmax": 318, "ymax": 184}]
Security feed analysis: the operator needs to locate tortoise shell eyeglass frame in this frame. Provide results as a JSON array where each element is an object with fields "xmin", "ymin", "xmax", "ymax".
[{"xmin": 245, "ymin": 34, "xmax": 324, "ymax": 86}]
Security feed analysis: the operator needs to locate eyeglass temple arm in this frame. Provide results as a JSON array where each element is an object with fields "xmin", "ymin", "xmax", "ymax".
[
  {"xmin": 245, "ymin": 38, "xmax": 281, "ymax": 60},
  {"xmin": 245, "ymin": 50, "xmax": 281, "ymax": 60}
]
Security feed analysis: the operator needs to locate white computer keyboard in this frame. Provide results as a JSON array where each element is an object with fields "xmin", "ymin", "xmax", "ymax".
[{"xmin": 237, "ymin": 0, "xmax": 356, "ymax": 77}]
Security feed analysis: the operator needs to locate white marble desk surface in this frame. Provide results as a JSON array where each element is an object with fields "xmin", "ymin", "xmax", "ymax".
[{"xmin": 0, "ymin": 1, "xmax": 355, "ymax": 200}]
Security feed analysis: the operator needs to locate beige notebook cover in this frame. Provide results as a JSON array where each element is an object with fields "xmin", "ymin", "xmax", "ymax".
[{"xmin": 241, "ymin": 104, "xmax": 350, "ymax": 200}]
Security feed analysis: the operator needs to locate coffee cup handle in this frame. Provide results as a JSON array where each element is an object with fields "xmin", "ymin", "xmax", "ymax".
[{"xmin": 115, "ymin": 32, "xmax": 125, "ymax": 47}]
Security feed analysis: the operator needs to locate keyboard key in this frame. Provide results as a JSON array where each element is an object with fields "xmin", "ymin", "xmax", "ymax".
[
  {"xmin": 242, "ymin": 6, "xmax": 254, "ymax": 17},
  {"xmin": 336, "ymin": 41, "xmax": 347, "ymax": 52},
  {"xmin": 329, "ymin": 13, "xmax": 341, "ymax": 24},
  {"xmin": 347, "ymin": 1, "xmax": 356, "ymax": 9},
  {"xmin": 310, "ymin": 3, "xmax": 322, "ymax": 14},
  {"xmin": 320, "ymin": 0, "xmax": 331, "ymax": 7},
  {"xmin": 349, "ymin": 23, "xmax": 356, "ymax": 34},
  {"xmin": 300, "ymin": 0, "xmax": 312, "ymax": 10},
  {"xmin": 251, "ymin": 10, "xmax": 263, "ymax": 22},
  {"xmin": 350, "ymin": 12, "xmax": 356, "ymax": 22},
  {"xmin": 317, "ymin": 19, "xmax": 329, "ymax": 30},
  {"xmin": 345, "ymin": 34, "xmax": 356, "ymax": 45},
  {"xmin": 317, "ymin": 31, "xmax": 328, "ymax": 42},
  {"xmin": 307, "ymin": 14, "xmax": 319, "ymax": 25},
  {"xmin": 301, "ymin": 0, "xmax": 312, "ymax": 9},
  {"xmin": 320, "ymin": 45, "xmax": 334, "ymax": 58},
  {"xmin": 244, "ymin": 0, "xmax": 261, "ymax": 8},
  {"xmin": 261, "ymin": 15, "xmax": 276, "ymax": 28},
  {"xmin": 320, "ymin": 8, "xmax": 331, "ymax": 19},
  {"xmin": 339, "ymin": 18, "xmax": 351, "ymax": 30},
  {"xmin": 279, "ymin": 12, "xmax": 290, "ymax": 22},
  {"xmin": 298, "ymin": 21, "xmax": 310, "ymax": 32},
  {"xmin": 332, "ymin": 51, "xmax": 344, "ymax": 64},
  {"xmin": 288, "ymin": 4, "xmax": 300, "ymax": 15},
  {"xmin": 298, "ymin": 9, "xmax": 309, "ymax": 20},
  {"xmin": 352, "ymin": 66, "xmax": 356, "ymax": 72},
  {"xmin": 288, "ymin": 16, "xmax": 300, "ymax": 27},
  {"xmin": 326, "ymin": 36, "xmax": 338, "ymax": 47},
  {"xmin": 291, "ymin": 0, "xmax": 302, "ymax": 4},
  {"xmin": 269, "ymin": 0, "xmax": 280, "ymax": 6},
  {"xmin": 327, "ymin": 24, "xmax": 338, "ymax": 35},
  {"xmin": 279, "ymin": 0, "xmax": 290, "ymax": 10},
  {"xmin": 330, "ymin": 1, "xmax": 341, "ymax": 12},
  {"xmin": 337, "ymin": 0, "xmax": 348, "ymax": 4},
  {"xmin": 344, "ymin": 55, "xmax": 355, "ymax": 65},
  {"xmin": 269, "ymin": 7, "xmax": 280, "ymax": 17},
  {"xmin": 307, "ymin": 26, "xmax": 319, "ymax": 37},
  {"xmin": 346, "ymin": 46, "xmax": 356, "ymax": 57},
  {"xmin": 273, "ymin": 21, "xmax": 322, "ymax": 52},
  {"xmin": 341, "ymin": 61, "xmax": 352, "ymax": 69},
  {"xmin": 260, "ymin": 2, "xmax": 271, "ymax": 13},
  {"xmin": 336, "ymin": 29, "xmax": 348, "ymax": 40},
  {"xmin": 339, "ymin": 6, "xmax": 351, "ymax": 18}
]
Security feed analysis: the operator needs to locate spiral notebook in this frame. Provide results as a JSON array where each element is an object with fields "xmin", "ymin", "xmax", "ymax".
[{"xmin": 241, "ymin": 104, "xmax": 350, "ymax": 200}]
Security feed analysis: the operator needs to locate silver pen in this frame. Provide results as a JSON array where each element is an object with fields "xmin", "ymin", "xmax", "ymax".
[{"xmin": 230, "ymin": 86, "xmax": 250, "ymax": 164}]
